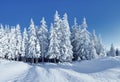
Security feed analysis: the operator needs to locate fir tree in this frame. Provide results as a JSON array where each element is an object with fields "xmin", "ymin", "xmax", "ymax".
[
  {"xmin": 71, "ymin": 17, "xmax": 80, "ymax": 60},
  {"xmin": 76, "ymin": 17, "xmax": 97, "ymax": 60},
  {"xmin": 47, "ymin": 23, "xmax": 60, "ymax": 63},
  {"xmin": 108, "ymin": 44, "xmax": 116, "ymax": 57},
  {"xmin": 37, "ymin": 17, "xmax": 48, "ymax": 63},
  {"xmin": 21, "ymin": 28, "xmax": 28, "ymax": 62},
  {"xmin": 15, "ymin": 24, "xmax": 22, "ymax": 61},
  {"xmin": 59, "ymin": 13, "xmax": 73, "ymax": 62},
  {"xmin": 28, "ymin": 19, "xmax": 40, "ymax": 63},
  {"xmin": 0, "ymin": 24, "xmax": 5, "ymax": 58},
  {"xmin": 10, "ymin": 27, "xmax": 16, "ymax": 60}
]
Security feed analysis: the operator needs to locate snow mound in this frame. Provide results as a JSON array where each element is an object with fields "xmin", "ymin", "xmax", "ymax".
[{"xmin": 1, "ymin": 57, "xmax": 120, "ymax": 82}]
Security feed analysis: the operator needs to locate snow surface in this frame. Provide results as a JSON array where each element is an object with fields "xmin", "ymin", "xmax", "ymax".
[{"xmin": 0, "ymin": 57, "xmax": 120, "ymax": 82}]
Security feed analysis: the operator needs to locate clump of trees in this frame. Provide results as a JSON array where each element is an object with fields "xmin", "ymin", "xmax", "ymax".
[
  {"xmin": 0, "ymin": 11, "xmax": 107, "ymax": 63},
  {"xmin": 107, "ymin": 44, "xmax": 120, "ymax": 57}
]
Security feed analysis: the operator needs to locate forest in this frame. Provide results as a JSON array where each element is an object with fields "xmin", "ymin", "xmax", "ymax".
[{"xmin": 0, "ymin": 11, "xmax": 119, "ymax": 63}]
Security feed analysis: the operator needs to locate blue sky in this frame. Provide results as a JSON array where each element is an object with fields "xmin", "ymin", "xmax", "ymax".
[{"xmin": 0, "ymin": 0, "xmax": 120, "ymax": 49}]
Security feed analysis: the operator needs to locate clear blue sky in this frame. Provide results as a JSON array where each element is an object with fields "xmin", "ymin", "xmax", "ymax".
[{"xmin": 0, "ymin": 0, "xmax": 120, "ymax": 49}]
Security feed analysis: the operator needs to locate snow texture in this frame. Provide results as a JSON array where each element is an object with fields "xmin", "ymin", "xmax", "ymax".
[{"xmin": 0, "ymin": 56, "xmax": 120, "ymax": 82}]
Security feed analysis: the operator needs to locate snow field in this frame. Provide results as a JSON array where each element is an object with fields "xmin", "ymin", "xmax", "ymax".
[{"xmin": 0, "ymin": 57, "xmax": 120, "ymax": 82}]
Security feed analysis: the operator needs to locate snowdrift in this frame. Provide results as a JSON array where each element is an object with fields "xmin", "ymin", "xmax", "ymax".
[{"xmin": 0, "ymin": 57, "xmax": 120, "ymax": 82}]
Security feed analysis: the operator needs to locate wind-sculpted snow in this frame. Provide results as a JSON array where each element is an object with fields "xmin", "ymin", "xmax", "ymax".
[{"xmin": 0, "ymin": 57, "xmax": 120, "ymax": 82}]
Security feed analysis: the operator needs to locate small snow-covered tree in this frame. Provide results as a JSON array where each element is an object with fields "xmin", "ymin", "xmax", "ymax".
[
  {"xmin": 10, "ymin": 27, "xmax": 16, "ymax": 60},
  {"xmin": 116, "ymin": 48, "xmax": 120, "ymax": 56},
  {"xmin": 108, "ymin": 44, "xmax": 116, "ymax": 57},
  {"xmin": 92, "ymin": 30, "xmax": 106, "ymax": 57},
  {"xmin": 28, "ymin": 19, "xmax": 36, "ymax": 63},
  {"xmin": 86, "ymin": 41, "xmax": 98, "ymax": 60},
  {"xmin": 37, "ymin": 17, "xmax": 48, "ymax": 63},
  {"xmin": 2, "ymin": 25, "xmax": 12, "ymax": 59},
  {"xmin": 59, "ymin": 13, "xmax": 73, "ymax": 62},
  {"xmin": 15, "ymin": 24, "xmax": 22, "ymax": 61},
  {"xmin": 0, "ymin": 24, "xmax": 5, "ymax": 58},
  {"xmin": 21, "ymin": 28, "xmax": 28, "ymax": 62},
  {"xmin": 28, "ymin": 19, "xmax": 40, "ymax": 63},
  {"xmin": 71, "ymin": 17, "xmax": 80, "ymax": 60},
  {"xmin": 97, "ymin": 35, "xmax": 106, "ymax": 57},
  {"xmin": 47, "ymin": 23, "xmax": 60, "ymax": 63}
]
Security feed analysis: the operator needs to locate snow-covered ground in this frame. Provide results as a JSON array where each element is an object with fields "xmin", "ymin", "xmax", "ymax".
[{"xmin": 0, "ymin": 57, "xmax": 120, "ymax": 82}]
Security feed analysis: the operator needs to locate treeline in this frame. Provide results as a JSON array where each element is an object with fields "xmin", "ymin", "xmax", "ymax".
[{"xmin": 0, "ymin": 11, "xmax": 115, "ymax": 63}]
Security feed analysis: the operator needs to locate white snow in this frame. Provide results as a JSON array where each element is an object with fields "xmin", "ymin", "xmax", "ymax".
[{"xmin": 0, "ymin": 57, "xmax": 120, "ymax": 82}]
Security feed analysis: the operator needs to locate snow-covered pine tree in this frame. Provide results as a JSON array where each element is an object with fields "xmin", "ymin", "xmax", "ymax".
[
  {"xmin": 28, "ymin": 19, "xmax": 40, "ymax": 63},
  {"xmin": 37, "ymin": 17, "xmax": 48, "ymax": 63},
  {"xmin": 71, "ymin": 17, "xmax": 80, "ymax": 60},
  {"xmin": 76, "ymin": 17, "xmax": 97, "ymax": 60},
  {"xmin": 0, "ymin": 24, "xmax": 5, "ymax": 58},
  {"xmin": 116, "ymin": 48, "xmax": 120, "ymax": 56},
  {"xmin": 3, "ymin": 25, "xmax": 12, "ymax": 59},
  {"xmin": 97, "ymin": 35, "xmax": 106, "ymax": 57},
  {"xmin": 10, "ymin": 27, "xmax": 16, "ymax": 60},
  {"xmin": 28, "ymin": 19, "xmax": 36, "ymax": 63},
  {"xmin": 92, "ymin": 30, "xmax": 106, "ymax": 57},
  {"xmin": 52, "ymin": 11, "xmax": 62, "ymax": 61},
  {"xmin": 47, "ymin": 23, "xmax": 60, "ymax": 63},
  {"xmin": 87, "ymin": 40, "xmax": 98, "ymax": 60},
  {"xmin": 108, "ymin": 43, "xmax": 116, "ymax": 57},
  {"xmin": 21, "ymin": 28, "xmax": 28, "ymax": 62},
  {"xmin": 15, "ymin": 24, "xmax": 22, "ymax": 61},
  {"xmin": 59, "ymin": 13, "xmax": 73, "ymax": 62}
]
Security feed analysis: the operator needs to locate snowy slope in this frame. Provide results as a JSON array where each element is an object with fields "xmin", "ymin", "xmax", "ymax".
[{"xmin": 0, "ymin": 57, "xmax": 120, "ymax": 82}]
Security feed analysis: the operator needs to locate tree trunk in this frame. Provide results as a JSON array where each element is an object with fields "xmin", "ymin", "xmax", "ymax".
[
  {"xmin": 42, "ymin": 57, "xmax": 44, "ymax": 63},
  {"xmin": 36, "ymin": 58, "xmax": 38, "ymax": 63},
  {"xmin": 54, "ymin": 58, "xmax": 56, "ymax": 63},
  {"xmin": 32, "ymin": 58, "xmax": 34, "ymax": 63},
  {"xmin": 16, "ymin": 56, "xmax": 19, "ymax": 61},
  {"xmin": 22, "ymin": 57, "xmax": 26, "ymax": 62}
]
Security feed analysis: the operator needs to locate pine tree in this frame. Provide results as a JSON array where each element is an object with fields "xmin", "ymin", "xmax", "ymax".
[
  {"xmin": 10, "ymin": 27, "xmax": 16, "ymax": 60},
  {"xmin": 76, "ymin": 17, "xmax": 97, "ymax": 60},
  {"xmin": 59, "ymin": 13, "xmax": 73, "ymax": 62},
  {"xmin": 21, "ymin": 28, "xmax": 28, "ymax": 62},
  {"xmin": 0, "ymin": 24, "xmax": 5, "ymax": 58},
  {"xmin": 37, "ymin": 17, "xmax": 48, "ymax": 63},
  {"xmin": 97, "ymin": 35, "xmax": 106, "ymax": 57},
  {"xmin": 28, "ymin": 19, "xmax": 40, "ymax": 63},
  {"xmin": 52, "ymin": 11, "xmax": 62, "ymax": 61},
  {"xmin": 15, "ymin": 24, "xmax": 22, "ymax": 61},
  {"xmin": 87, "ymin": 40, "xmax": 98, "ymax": 60},
  {"xmin": 47, "ymin": 23, "xmax": 60, "ymax": 63},
  {"xmin": 108, "ymin": 44, "xmax": 116, "ymax": 57},
  {"xmin": 3, "ymin": 25, "xmax": 12, "ymax": 59},
  {"xmin": 116, "ymin": 48, "xmax": 120, "ymax": 56},
  {"xmin": 71, "ymin": 17, "xmax": 80, "ymax": 60},
  {"xmin": 92, "ymin": 30, "xmax": 106, "ymax": 57},
  {"xmin": 28, "ymin": 19, "xmax": 36, "ymax": 63}
]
